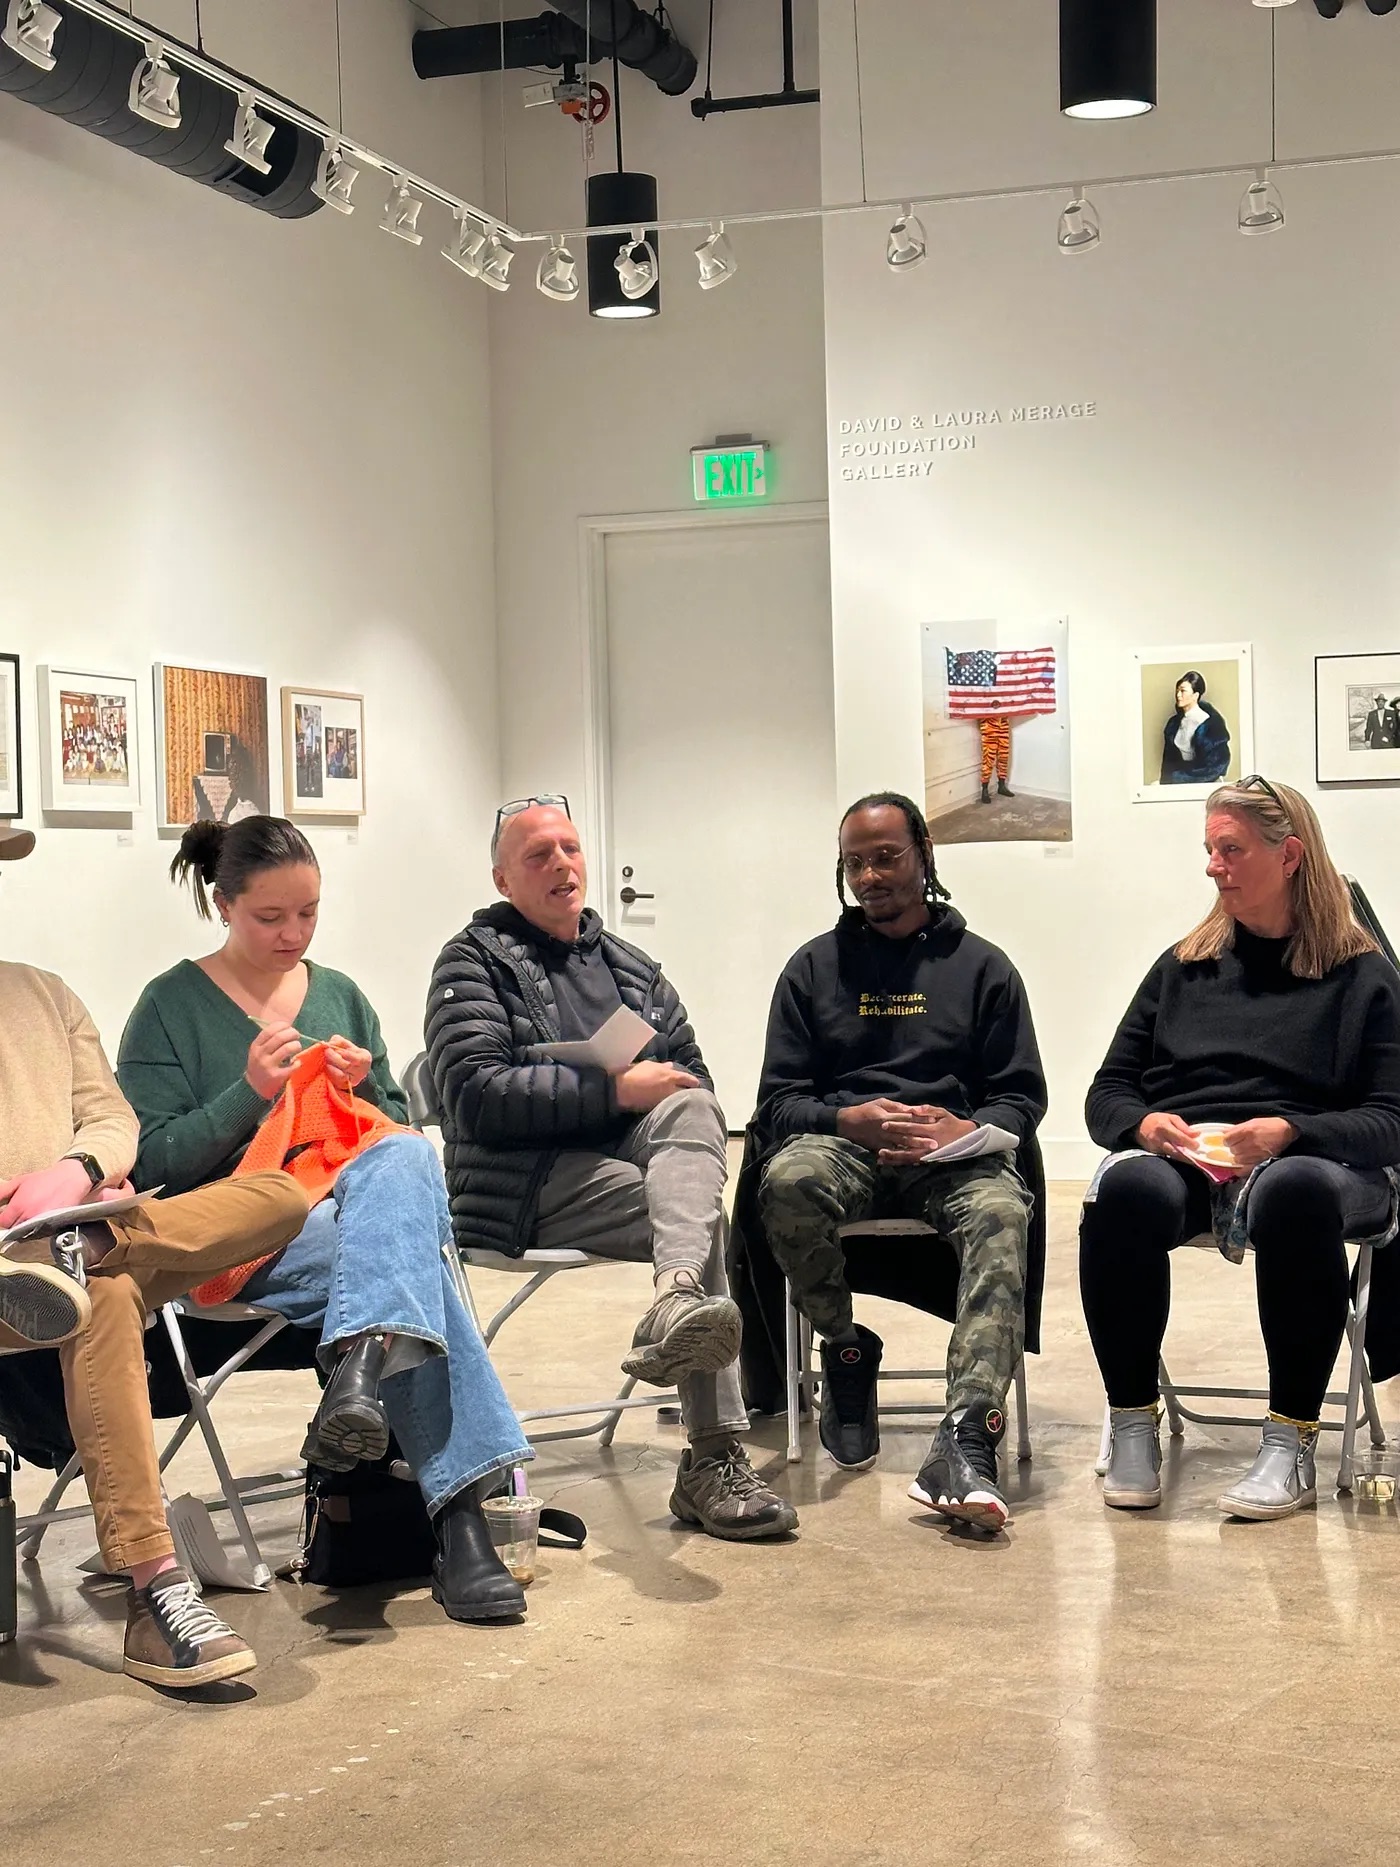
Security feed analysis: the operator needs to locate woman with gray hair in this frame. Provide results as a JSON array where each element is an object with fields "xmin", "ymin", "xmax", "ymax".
[{"xmin": 1080, "ymin": 777, "xmax": 1400, "ymax": 1521}]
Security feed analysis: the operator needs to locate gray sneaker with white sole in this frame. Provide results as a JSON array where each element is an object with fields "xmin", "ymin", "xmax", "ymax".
[
  {"xmin": 1218, "ymin": 1418, "xmax": 1317, "ymax": 1521},
  {"xmin": 1103, "ymin": 1406, "xmax": 1163, "ymax": 1510}
]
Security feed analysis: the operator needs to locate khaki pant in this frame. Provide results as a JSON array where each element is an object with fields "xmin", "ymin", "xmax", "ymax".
[{"xmin": 0, "ymin": 1172, "xmax": 308, "ymax": 1571}]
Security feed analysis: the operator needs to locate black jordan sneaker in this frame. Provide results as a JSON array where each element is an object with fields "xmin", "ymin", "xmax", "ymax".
[
  {"xmin": 818, "ymin": 1324, "xmax": 883, "ymax": 1470},
  {"xmin": 908, "ymin": 1397, "xmax": 1009, "ymax": 1531}
]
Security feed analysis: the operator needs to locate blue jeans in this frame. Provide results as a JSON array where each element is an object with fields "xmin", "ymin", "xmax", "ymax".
[{"xmin": 241, "ymin": 1133, "xmax": 532, "ymax": 1512}]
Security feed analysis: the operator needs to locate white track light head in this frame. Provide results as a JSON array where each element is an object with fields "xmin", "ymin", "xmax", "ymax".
[
  {"xmin": 1057, "ymin": 189, "xmax": 1101, "ymax": 254},
  {"xmin": 1239, "ymin": 170, "xmax": 1285, "ymax": 235},
  {"xmin": 886, "ymin": 205, "xmax": 928, "ymax": 270},
  {"xmin": 3, "ymin": 0, "xmax": 62, "ymax": 71},
  {"xmin": 615, "ymin": 227, "xmax": 659, "ymax": 300},
  {"xmin": 380, "ymin": 178, "xmax": 425, "ymax": 245},
  {"xmin": 224, "ymin": 92, "xmax": 276, "ymax": 175},
  {"xmin": 536, "ymin": 235, "xmax": 580, "ymax": 301},
  {"xmin": 311, "ymin": 141, "xmax": 360, "ymax": 215},
  {"xmin": 695, "ymin": 222, "xmax": 738, "ymax": 289},
  {"xmin": 129, "ymin": 42, "xmax": 181, "ymax": 129}
]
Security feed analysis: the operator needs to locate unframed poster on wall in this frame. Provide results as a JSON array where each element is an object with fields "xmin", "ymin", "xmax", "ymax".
[
  {"xmin": 921, "ymin": 619, "xmax": 1071, "ymax": 844},
  {"xmin": 0, "ymin": 653, "xmax": 20, "ymax": 818},
  {"xmin": 37, "ymin": 666, "xmax": 141, "ymax": 813},
  {"xmin": 154, "ymin": 662, "xmax": 271, "ymax": 831},
  {"xmin": 1130, "ymin": 645, "xmax": 1254, "ymax": 804}
]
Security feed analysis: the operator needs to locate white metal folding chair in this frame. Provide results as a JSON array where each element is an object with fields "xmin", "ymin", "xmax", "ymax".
[
  {"xmin": 783, "ymin": 1217, "xmax": 1032, "ymax": 1466},
  {"xmin": 400, "ymin": 1052, "xmax": 680, "ymax": 1447},
  {"xmin": 1093, "ymin": 1236, "xmax": 1386, "ymax": 1491},
  {"xmin": 15, "ymin": 1298, "xmax": 305, "ymax": 1588}
]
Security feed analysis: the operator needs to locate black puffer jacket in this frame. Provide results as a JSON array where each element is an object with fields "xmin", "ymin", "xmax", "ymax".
[{"xmin": 425, "ymin": 903, "xmax": 710, "ymax": 1255}]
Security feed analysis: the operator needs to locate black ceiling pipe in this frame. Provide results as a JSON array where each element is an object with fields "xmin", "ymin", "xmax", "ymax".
[
  {"xmin": 1060, "ymin": 0, "xmax": 1156, "ymax": 120},
  {"xmin": 587, "ymin": 170, "xmax": 659, "ymax": 319},
  {"xmin": 0, "ymin": 9, "xmax": 325, "ymax": 217},
  {"xmin": 412, "ymin": 15, "xmax": 593, "ymax": 81},
  {"xmin": 546, "ymin": 0, "xmax": 696, "ymax": 96}
]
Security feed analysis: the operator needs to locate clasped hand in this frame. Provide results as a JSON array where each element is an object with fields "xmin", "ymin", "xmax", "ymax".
[
  {"xmin": 1136, "ymin": 1112, "xmax": 1298, "ymax": 1172},
  {"xmin": 837, "ymin": 1098, "xmax": 978, "ymax": 1164}
]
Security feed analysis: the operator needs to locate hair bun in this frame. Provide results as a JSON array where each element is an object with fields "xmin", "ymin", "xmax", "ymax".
[{"xmin": 177, "ymin": 819, "xmax": 227, "ymax": 885}]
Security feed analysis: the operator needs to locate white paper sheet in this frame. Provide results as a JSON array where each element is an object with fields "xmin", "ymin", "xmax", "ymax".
[
  {"xmin": 537, "ymin": 1005, "xmax": 656, "ymax": 1073},
  {"xmin": 920, "ymin": 1123, "xmax": 1020, "ymax": 1164},
  {"xmin": 1, "ymin": 1188, "xmax": 159, "ymax": 1251}
]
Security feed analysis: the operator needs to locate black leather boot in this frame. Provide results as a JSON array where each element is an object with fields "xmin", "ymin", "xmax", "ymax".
[
  {"xmin": 997, "ymin": 779, "xmax": 1015, "ymax": 797},
  {"xmin": 979, "ymin": 781, "xmax": 990, "ymax": 804},
  {"xmin": 301, "ymin": 1333, "xmax": 390, "ymax": 1473},
  {"xmin": 432, "ymin": 1488, "xmax": 527, "ymax": 1623}
]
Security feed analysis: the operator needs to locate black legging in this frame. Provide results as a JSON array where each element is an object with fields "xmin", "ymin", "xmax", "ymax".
[{"xmin": 1080, "ymin": 1155, "xmax": 1393, "ymax": 1421}]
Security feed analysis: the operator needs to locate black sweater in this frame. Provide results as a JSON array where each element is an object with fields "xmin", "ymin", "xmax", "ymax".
[
  {"xmin": 754, "ymin": 906, "xmax": 1047, "ymax": 1146},
  {"xmin": 1086, "ymin": 926, "xmax": 1400, "ymax": 1168}
]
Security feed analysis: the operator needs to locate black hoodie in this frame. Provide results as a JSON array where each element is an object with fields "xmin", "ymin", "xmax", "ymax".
[{"xmin": 753, "ymin": 905, "xmax": 1047, "ymax": 1147}]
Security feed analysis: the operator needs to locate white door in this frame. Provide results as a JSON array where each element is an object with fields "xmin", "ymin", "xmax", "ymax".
[{"xmin": 601, "ymin": 512, "xmax": 836, "ymax": 1126}]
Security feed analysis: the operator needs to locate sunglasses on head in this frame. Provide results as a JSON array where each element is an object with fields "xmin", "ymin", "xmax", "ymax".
[
  {"xmin": 1237, "ymin": 774, "xmax": 1294, "ymax": 830},
  {"xmin": 492, "ymin": 793, "xmax": 571, "ymax": 854}
]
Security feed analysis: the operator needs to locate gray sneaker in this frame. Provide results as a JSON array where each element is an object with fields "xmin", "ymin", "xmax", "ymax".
[
  {"xmin": 1218, "ymin": 1419, "xmax": 1318, "ymax": 1521},
  {"xmin": 620, "ymin": 1269, "xmax": 741, "ymax": 1386},
  {"xmin": 1103, "ymin": 1406, "xmax": 1163, "ymax": 1510},
  {"xmin": 669, "ymin": 1441, "xmax": 799, "ymax": 1541}
]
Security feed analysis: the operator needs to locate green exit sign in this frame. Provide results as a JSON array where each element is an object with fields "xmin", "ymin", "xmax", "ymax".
[{"xmin": 692, "ymin": 443, "xmax": 768, "ymax": 502}]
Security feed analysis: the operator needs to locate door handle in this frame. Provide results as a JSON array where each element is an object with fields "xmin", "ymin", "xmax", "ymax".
[{"xmin": 619, "ymin": 887, "xmax": 654, "ymax": 905}]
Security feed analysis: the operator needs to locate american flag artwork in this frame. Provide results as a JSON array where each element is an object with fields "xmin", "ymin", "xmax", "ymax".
[{"xmin": 944, "ymin": 647, "xmax": 1057, "ymax": 720}]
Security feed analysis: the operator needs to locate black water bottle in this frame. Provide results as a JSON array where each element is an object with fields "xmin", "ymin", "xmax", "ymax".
[{"xmin": 0, "ymin": 1448, "xmax": 17, "ymax": 1644}]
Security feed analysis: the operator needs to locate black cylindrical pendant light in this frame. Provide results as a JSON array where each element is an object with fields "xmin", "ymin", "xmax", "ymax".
[
  {"xmin": 1060, "ymin": 0, "xmax": 1156, "ymax": 120},
  {"xmin": 587, "ymin": 170, "xmax": 661, "ymax": 319}
]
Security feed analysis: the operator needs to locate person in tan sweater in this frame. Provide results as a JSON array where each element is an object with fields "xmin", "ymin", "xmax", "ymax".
[{"xmin": 0, "ymin": 825, "xmax": 307, "ymax": 1688}]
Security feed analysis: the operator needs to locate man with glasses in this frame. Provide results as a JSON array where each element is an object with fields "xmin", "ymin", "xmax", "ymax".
[
  {"xmin": 425, "ymin": 797, "xmax": 797, "ymax": 1544},
  {"xmin": 753, "ymin": 792, "xmax": 1046, "ymax": 1532}
]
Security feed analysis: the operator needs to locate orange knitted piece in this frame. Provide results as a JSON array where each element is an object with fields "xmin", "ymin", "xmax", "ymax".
[{"xmin": 190, "ymin": 1042, "xmax": 407, "ymax": 1307}]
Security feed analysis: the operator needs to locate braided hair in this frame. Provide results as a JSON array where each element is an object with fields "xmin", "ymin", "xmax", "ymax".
[{"xmin": 836, "ymin": 791, "xmax": 951, "ymax": 911}]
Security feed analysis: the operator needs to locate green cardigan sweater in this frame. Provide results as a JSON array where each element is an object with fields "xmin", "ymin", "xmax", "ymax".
[{"xmin": 118, "ymin": 958, "xmax": 409, "ymax": 1196}]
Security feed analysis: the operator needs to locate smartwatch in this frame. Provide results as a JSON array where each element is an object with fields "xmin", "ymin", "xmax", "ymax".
[{"xmin": 64, "ymin": 1152, "xmax": 106, "ymax": 1189}]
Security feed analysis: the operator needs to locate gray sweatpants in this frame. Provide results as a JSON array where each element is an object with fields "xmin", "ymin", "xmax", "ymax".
[{"xmin": 534, "ymin": 1087, "xmax": 747, "ymax": 1443}]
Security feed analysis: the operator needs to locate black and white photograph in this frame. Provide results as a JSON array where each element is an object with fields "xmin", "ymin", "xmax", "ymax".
[{"xmin": 1317, "ymin": 652, "xmax": 1400, "ymax": 784}]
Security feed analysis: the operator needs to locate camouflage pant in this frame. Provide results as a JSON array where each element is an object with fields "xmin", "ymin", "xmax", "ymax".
[{"xmin": 758, "ymin": 1134, "xmax": 1032, "ymax": 1409}]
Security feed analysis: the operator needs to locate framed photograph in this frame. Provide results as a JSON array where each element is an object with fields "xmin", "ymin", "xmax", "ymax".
[
  {"xmin": 154, "ymin": 663, "xmax": 270, "ymax": 831},
  {"xmin": 1130, "ymin": 644, "xmax": 1254, "ymax": 804},
  {"xmin": 37, "ymin": 667, "xmax": 141, "ymax": 812},
  {"xmin": 1315, "ymin": 653, "xmax": 1400, "ymax": 786},
  {"xmin": 921, "ymin": 618, "xmax": 1071, "ymax": 844},
  {"xmin": 281, "ymin": 687, "xmax": 366, "ymax": 816},
  {"xmin": 0, "ymin": 653, "xmax": 20, "ymax": 819}
]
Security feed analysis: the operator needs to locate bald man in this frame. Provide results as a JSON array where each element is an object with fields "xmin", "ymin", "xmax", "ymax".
[{"xmin": 426, "ymin": 798, "xmax": 796, "ymax": 1544}]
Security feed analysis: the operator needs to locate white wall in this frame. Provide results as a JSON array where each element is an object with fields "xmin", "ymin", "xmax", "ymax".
[
  {"xmin": 821, "ymin": 2, "xmax": 1400, "ymax": 1175},
  {"xmin": 0, "ymin": 0, "xmax": 499, "ymax": 1075},
  {"xmin": 480, "ymin": 0, "xmax": 829, "ymax": 823}
]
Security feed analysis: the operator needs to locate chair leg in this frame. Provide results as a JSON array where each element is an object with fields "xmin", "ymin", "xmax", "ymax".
[
  {"xmin": 483, "ymin": 1268, "xmax": 560, "ymax": 1347},
  {"xmin": 17, "ymin": 1452, "xmax": 82, "ymax": 1560},
  {"xmin": 1013, "ymin": 1359, "xmax": 1032, "ymax": 1463},
  {"xmin": 784, "ymin": 1278, "xmax": 802, "ymax": 1464},
  {"xmin": 1339, "ymin": 1244, "xmax": 1374, "ymax": 1493},
  {"xmin": 1159, "ymin": 1357, "xmax": 1185, "ymax": 1437},
  {"xmin": 160, "ymin": 1309, "xmax": 272, "ymax": 1589},
  {"xmin": 599, "ymin": 1375, "xmax": 637, "ymax": 1449}
]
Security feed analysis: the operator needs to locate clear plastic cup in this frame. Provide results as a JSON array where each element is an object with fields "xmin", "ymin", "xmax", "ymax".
[
  {"xmin": 481, "ymin": 1495, "xmax": 543, "ymax": 1584},
  {"xmin": 1351, "ymin": 1448, "xmax": 1400, "ymax": 1505}
]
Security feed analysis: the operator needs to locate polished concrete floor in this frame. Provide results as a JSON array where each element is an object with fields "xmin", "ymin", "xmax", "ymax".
[{"xmin": 7, "ymin": 1182, "xmax": 1400, "ymax": 1867}]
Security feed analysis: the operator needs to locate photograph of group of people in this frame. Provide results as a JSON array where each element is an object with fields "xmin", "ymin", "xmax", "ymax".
[{"xmin": 2, "ymin": 758, "xmax": 1396, "ymax": 1694}]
